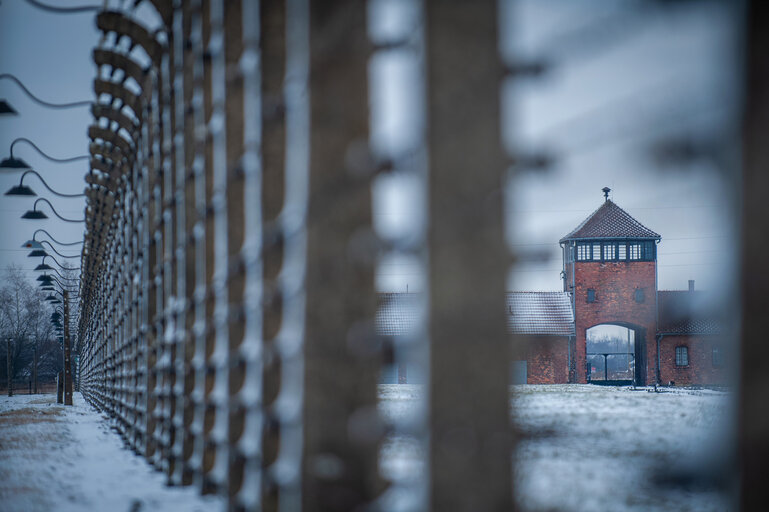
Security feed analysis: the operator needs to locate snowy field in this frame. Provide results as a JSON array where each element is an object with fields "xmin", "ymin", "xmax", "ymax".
[
  {"xmin": 1, "ymin": 386, "xmax": 731, "ymax": 511},
  {"xmin": 378, "ymin": 384, "xmax": 733, "ymax": 512},
  {"xmin": 0, "ymin": 393, "xmax": 224, "ymax": 512}
]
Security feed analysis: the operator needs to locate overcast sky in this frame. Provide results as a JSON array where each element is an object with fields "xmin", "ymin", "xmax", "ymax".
[
  {"xmin": 0, "ymin": 1, "xmax": 99, "ymax": 281},
  {"xmin": 375, "ymin": 0, "xmax": 741, "ymax": 295},
  {"xmin": 0, "ymin": 1, "xmax": 742, "ymax": 299}
]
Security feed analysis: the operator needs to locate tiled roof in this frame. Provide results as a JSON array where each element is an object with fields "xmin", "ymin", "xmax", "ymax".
[
  {"xmin": 376, "ymin": 293, "xmax": 420, "ymax": 336},
  {"xmin": 507, "ymin": 292, "xmax": 575, "ymax": 336},
  {"xmin": 657, "ymin": 291, "xmax": 722, "ymax": 335},
  {"xmin": 375, "ymin": 292, "xmax": 575, "ymax": 337},
  {"xmin": 560, "ymin": 200, "xmax": 660, "ymax": 242}
]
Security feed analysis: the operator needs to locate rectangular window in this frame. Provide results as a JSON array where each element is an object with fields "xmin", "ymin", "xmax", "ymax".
[
  {"xmin": 592, "ymin": 243, "xmax": 601, "ymax": 260},
  {"xmin": 618, "ymin": 243, "xmax": 627, "ymax": 260},
  {"xmin": 628, "ymin": 243, "xmax": 642, "ymax": 260},
  {"xmin": 675, "ymin": 346, "xmax": 689, "ymax": 367},
  {"xmin": 712, "ymin": 347, "xmax": 723, "ymax": 368},
  {"xmin": 642, "ymin": 241, "xmax": 654, "ymax": 260},
  {"xmin": 603, "ymin": 243, "xmax": 616, "ymax": 260},
  {"xmin": 634, "ymin": 288, "xmax": 645, "ymax": 303},
  {"xmin": 577, "ymin": 244, "xmax": 589, "ymax": 261},
  {"xmin": 587, "ymin": 288, "xmax": 596, "ymax": 303}
]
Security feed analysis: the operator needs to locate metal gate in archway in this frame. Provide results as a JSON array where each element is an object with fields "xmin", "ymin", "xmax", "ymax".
[{"xmin": 586, "ymin": 324, "xmax": 636, "ymax": 385}]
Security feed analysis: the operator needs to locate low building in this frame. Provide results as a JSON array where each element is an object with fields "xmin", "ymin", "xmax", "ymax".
[{"xmin": 376, "ymin": 190, "xmax": 726, "ymax": 386}]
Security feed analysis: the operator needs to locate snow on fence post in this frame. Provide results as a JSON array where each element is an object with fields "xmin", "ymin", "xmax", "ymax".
[
  {"xmin": 63, "ymin": 290, "xmax": 73, "ymax": 405},
  {"xmin": 157, "ymin": 2, "xmax": 178, "ymax": 478},
  {"xmin": 170, "ymin": 1, "xmax": 197, "ymax": 488},
  {"xmin": 425, "ymin": 1, "xmax": 514, "ymax": 510},
  {"xmin": 259, "ymin": 0, "xmax": 289, "ymax": 509}
]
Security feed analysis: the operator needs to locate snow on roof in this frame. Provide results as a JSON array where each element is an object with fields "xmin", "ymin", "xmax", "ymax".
[
  {"xmin": 507, "ymin": 291, "xmax": 575, "ymax": 336},
  {"xmin": 657, "ymin": 290, "xmax": 722, "ymax": 335},
  {"xmin": 560, "ymin": 200, "xmax": 660, "ymax": 242},
  {"xmin": 375, "ymin": 292, "xmax": 575, "ymax": 337},
  {"xmin": 376, "ymin": 293, "xmax": 420, "ymax": 337}
]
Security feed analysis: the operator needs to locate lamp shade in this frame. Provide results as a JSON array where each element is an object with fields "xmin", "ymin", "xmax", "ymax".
[
  {"xmin": 44, "ymin": 294, "xmax": 57, "ymax": 301},
  {"xmin": 0, "ymin": 100, "xmax": 17, "ymax": 115},
  {"xmin": 35, "ymin": 263, "xmax": 54, "ymax": 271},
  {"xmin": 5, "ymin": 184, "xmax": 35, "ymax": 196},
  {"xmin": 28, "ymin": 249, "xmax": 48, "ymax": 257},
  {"xmin": 21, "ymin": 210, "xmax": 47, "ymax": 220},
  {"xmin": 36, "ymin": 274, "xmax": 53, "ymax": 282},
  {"xmin": 0, "ymin": 156, "xmax": 30, "ymax": 169},
  {"xmin": 21, "ymin": 240, "xmax": 44, "ymax": 249}
]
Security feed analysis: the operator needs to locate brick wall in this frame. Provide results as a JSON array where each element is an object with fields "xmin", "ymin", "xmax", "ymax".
[
  {"xmin": 659, "ymin": 335, "xmax": 727, "ymax": 386},
  {"xmin": 525, "ymin": 336, "xmax": 570, "ymax": 384},
  {"xmin": 571, "ymin": 260, "xmax": 657, "ymax": 385}
]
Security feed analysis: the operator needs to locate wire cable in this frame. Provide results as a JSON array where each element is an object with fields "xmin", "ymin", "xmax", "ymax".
[
  {"xmin": 0, "ymin": 74, "xmax": 92, "ymax": 109},
  {"xmin": 24, "ymin": 0, "xmax": 100, "ymax": 13},
  {"xmin": 15, "ymin": 170, "xmax": 86, "ymax": 198},
  {"xmin": 29, "ymin": 198, "xmax": 85, "ymax": 223},
  {"xmin": 10, "ymin": 138, "xmax": 89, "ymax": 164},
  {"xmin": 33, "ymin": 229, "xmax": 84, "ymax": 246}
]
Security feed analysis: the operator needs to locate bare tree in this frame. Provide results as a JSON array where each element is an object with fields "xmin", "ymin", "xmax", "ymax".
[{"xmin": 0, "ymin": 265, "xmax": 60, "ymax": 391}]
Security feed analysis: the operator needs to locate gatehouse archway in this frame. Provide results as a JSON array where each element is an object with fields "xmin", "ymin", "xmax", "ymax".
[{"xmin": 586, "ymin": 323, "xmax": 646, "ymax": 386}]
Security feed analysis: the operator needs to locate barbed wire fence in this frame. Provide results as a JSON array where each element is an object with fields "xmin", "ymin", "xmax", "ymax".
[
  {"xmin": 76, "ymin": 1, "xmax": 512, "ymax": 510},
  {"xmin": 72, "ymin": 0, "xmax": 769, "ymax": 510}
]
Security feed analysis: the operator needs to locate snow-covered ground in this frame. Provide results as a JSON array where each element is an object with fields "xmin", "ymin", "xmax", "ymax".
[
  {"xmin": 378, "ymin": 384, "xmax": 733, "ymax": 512},
  {"xmin": 1, "ymin": 386, "xmax": 732, "ymax": 511},
  {"xmin": 0, "ymin": 393, "xmax": 224, "ymax": 512}
]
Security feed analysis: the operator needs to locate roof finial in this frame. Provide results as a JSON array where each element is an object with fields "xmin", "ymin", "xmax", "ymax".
[{"xmin": 602, "ymin": 187, "xmax": 611, "ymax": 201}]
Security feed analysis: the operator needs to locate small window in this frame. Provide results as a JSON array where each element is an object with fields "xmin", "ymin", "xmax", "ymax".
[
  {"xmin": 675, "ymin": 346, "xmax": 689, "ymax": 367},
  {"xmin": 603, "ymin": 243, "xmax": 616, "ymax": 260},
  {"xmin": 577, "ymin": 244, "xmax": 589, "ymax": 261},
  {"xmin": 642, "ymin": 241, "xmax": 655, "ymax": 260},
  {"xmin": 634, "ymin": 288, "xmax": 645, "ymax": 303},
  {"xmin": 712, "ymin": 347, "xmax": 723, "ymax": 368},
  {"xmin": 628, "ymin": 243, "xmax": 642, "ymax": 260},
  {"xmin": 618, "ymin": 243, "xmax": 627, "ymax": 260},
  {"xmin": 592, "ymin": 243, "xmax": 601, "ymax": 260},
  {"xmin": 587, "ymin": 288, "xmax": 596, "ymax": 303}
]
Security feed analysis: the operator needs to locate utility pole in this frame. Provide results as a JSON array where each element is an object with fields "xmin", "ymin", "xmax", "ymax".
[
  {"xmin": 6, "ymin": 337, "xmax": 12, "ymax": 397},
  {"xmin": 33, "ymin": 342, "xmax": 38, "ymax": 394},
  {"xmin": 63, "ymin": 290, "xmax": 72, "ymax": 405}
]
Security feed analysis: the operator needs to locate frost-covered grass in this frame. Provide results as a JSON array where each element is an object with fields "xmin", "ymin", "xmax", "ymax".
[
  {"xmin": 0, "ymin": 393, "xmax": 224, "ymax": 512},
  {"xmin": 378, "ymin": 383, "xmax": 733, "ymax": 512},
  {"xmin": 0, "ymin": 386, "xmax": 731, "ymax": 511}
]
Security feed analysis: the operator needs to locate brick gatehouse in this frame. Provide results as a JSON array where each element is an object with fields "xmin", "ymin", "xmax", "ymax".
[{"xmin": 378, "ymin": 189, "xmax": 725, "ymax": 386}]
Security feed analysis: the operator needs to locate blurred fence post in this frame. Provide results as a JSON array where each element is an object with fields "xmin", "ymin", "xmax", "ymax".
[
  {"xmin": 740, "ymin": 0, "xmax": 769, "ymax": 508},
  {"xmin": 425, "ymin": 1, "xmax": 514, "ymax": 510},
  {"xmin": 64, "ymin": 291, "xmax": 73, "ymax": 405},
  {"xmin": 260, "ymin": 0, "xmax": 287, "ymax": 509},
  {"xmin": 6, "ymin": 338, "xmax": 11, "ymax": 397},
  {"xmin": 303, "ymin": 2, "xmax": 384, "ymax": 510},
  {"xmin": 33, "ymin": 345, "xmax": 37, "ymax": 394}
]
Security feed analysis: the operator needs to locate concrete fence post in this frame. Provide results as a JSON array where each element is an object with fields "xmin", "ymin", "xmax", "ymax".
[{"xmin": 425, "ymin": 1, "xmax": 514, "ymax": 510}]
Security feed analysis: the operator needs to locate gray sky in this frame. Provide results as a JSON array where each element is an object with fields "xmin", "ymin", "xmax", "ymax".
[
  {"xmin": 373, "ymin": 0, "xmax": 741, "ymax": 295},
  {"xmin": 502, "ymin": 0, "xmax": 740, "ymax": 294},
  {"xmin": 0, "ymin": 0, "xmax": 100, "ymax": 281},
  {"xmin": 0, "ymin": 1, "xmax": 741, "ymax": 298}
]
